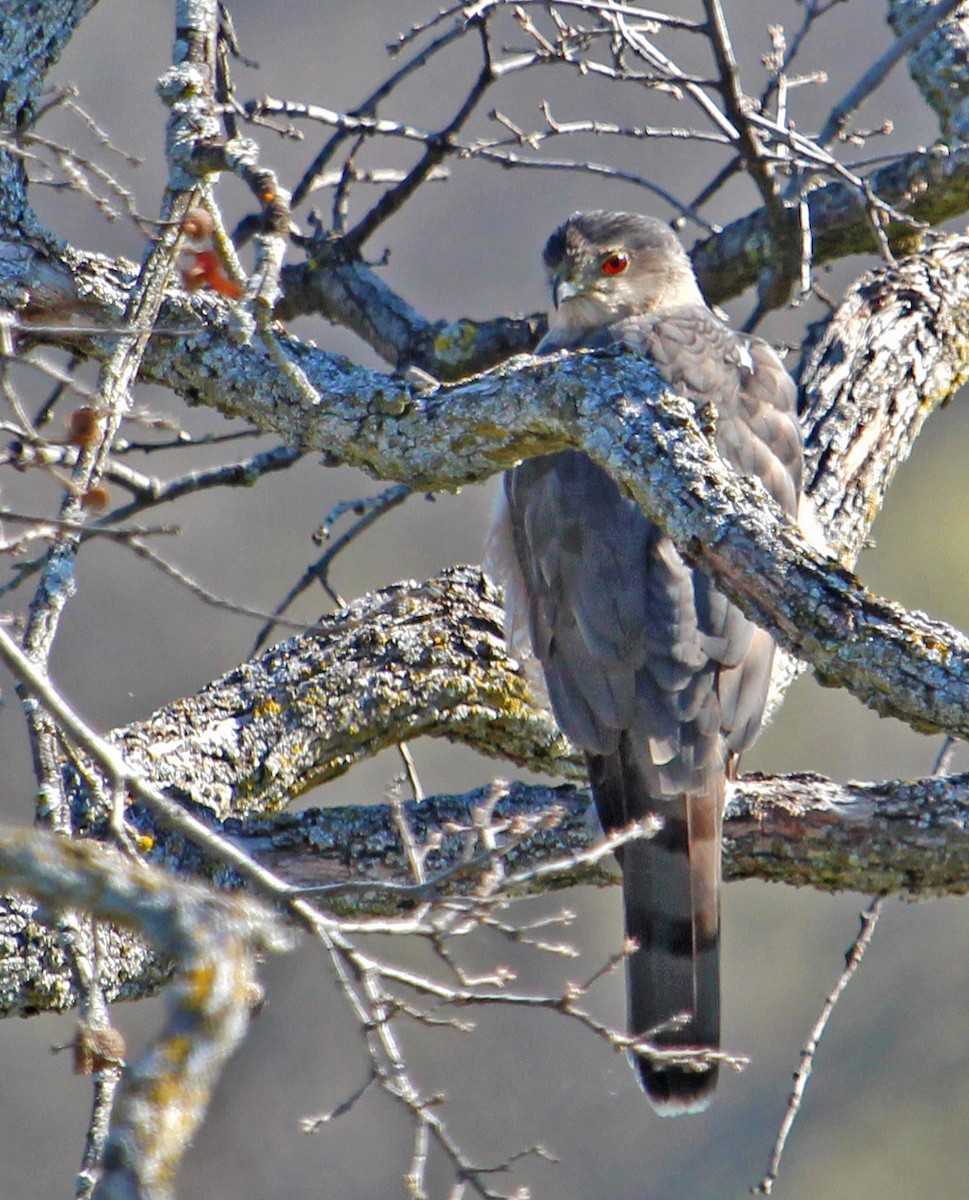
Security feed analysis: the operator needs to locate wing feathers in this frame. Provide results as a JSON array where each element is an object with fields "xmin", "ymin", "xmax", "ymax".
[{"xmin": 498, "ymin": 286, "xmax": 802, "ymax": 1114}]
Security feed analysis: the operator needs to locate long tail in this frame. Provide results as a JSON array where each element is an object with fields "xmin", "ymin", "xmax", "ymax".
[{"xmin": 587, "ymin": 749, "xmax": 723, "ymax": 1116}]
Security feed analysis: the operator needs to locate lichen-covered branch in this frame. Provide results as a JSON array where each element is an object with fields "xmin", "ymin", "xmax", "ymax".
[
  {"xmin": 4, "ymin": 763, "xmax": 969, "ymax": 1020},
  {"xmin": 240, "ymin": 770, "xmax": 969, "ymax": 902},
  {"xmin": 797, "ymin": 233, "xmax": 969, "ymax": 560},
  {"xmin": 274, "ymin": 250, "xmax": 547, "ymax": 380},
  {"xmin": 0, "ymin": 891, "xmax": 168, "ymax": 1017},
  {"xmin": 98, "ymin": 567, "xmax": 577, "ymax": 823},
  {"xmin": 7, "ymin": 221, "xmax": 969, "ymax": 738},
  {"xmin": 889, "ymin": 0, "xmax": 969, "ymax": 142},
  {"xmin": 0, "ymin": 1, "xmax": 94, "ymax": 129},
  {"xmin": 0, "ymin": 830, "xmax": 289, "ymax": 1198}
]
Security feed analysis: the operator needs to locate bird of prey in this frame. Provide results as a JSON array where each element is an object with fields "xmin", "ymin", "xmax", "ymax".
[{"xmin": 489, "ymin": 211, "xmax": 803, "ymax": 1115}]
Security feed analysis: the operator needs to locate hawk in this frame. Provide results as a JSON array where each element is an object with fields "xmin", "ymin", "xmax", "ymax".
[{"xmin": 489, "ymin": 212, "xmax": 803, "ymax": 1115}]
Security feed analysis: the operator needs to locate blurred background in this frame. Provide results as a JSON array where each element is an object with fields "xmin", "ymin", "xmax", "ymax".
[{"xmin": 2, "ymin": 1, "xmax": 968, "ymax": 1197}]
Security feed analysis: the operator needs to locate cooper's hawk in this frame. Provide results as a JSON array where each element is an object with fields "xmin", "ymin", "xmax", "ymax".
[{"xmin": 490, "ymin": 212, "xmax": 803, "ymax": 1115}]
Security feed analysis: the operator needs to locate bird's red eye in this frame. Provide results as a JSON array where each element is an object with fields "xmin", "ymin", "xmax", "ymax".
[{"xmin": 601, "ymin": 253, "xmax": 628, "ymax": 276}]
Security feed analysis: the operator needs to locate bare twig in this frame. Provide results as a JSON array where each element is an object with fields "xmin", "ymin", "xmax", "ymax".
[
  {"xmin": 252, "ymin": 481, "xmax": 410, "ymax": 653},
  {"xmin": 287, "ymin": 14, "xmax": 474, "ymax": 212},
  {"xmin": 344, "ymin": 21, "xmax": 496, "ymax": 251},
  {"xmin": 123, "ymin": 536, "xmax": 311, "ymax": 631},
  {"xmin": 60, "ymin": 917, "xmax": 126, "ymax": 1200},
  {"xmin": 933, "ymin": 736, "xmax": 956, "ymax": 777},
  {"xmin": 816, "ymin": 0, "xmax": 963, "ymax": 148},
  {"xmin": 106, "ymin": 444, "xmax": 303, "ymax": 521},
  {"xmin": 755, "ymin": 898, "xmax": 884, "ymax": 1195}
]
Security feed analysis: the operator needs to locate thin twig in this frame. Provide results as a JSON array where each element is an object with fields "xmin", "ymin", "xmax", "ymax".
[
  {"xmin": 816, "ymin": 0, "xmax": 963, "ymax": 148},
  {"xmin": 755, "ymin": 898, "xmax": 884, "ymax": 1195},
  {"xmin": 124, "ymin": 536, "xmax": 311, "ymax": 631},
  {"xmin": 72, "ymin": 918, "xmax": 126, "ymax": 1200},
  {"xmin": 345, "ymin": 21, "xmax": 496, "ymax": 251},
  {"xmin": 933, "ymin": 736, "xmax": 956, "ymax": 777},
  {"xmin": 251, "ymin": 482, "xmax": 410, "ymax": 653}
]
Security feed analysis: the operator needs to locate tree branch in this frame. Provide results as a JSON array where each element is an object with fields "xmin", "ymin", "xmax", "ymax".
[
  {"xmin": 96, "ymin": 567, "xmax": 577, "ymax": 824},
  {"xmin": 12, "ymin": 232, "xmax": 969, "ymax": 738},
  {"xmin": 888, "ymin": 0, "xmax": 969, "ymax": 143},
  {"xmin": 0, "ymin": 829, "xmax": 288, "ymax": 1197},
  {"xmin": 5, "ymin": 759, "xmax": 969, "ymax": 1020},
  {"xmin": 817, "ymin": 0, "xmax": 965, "ymax": 149},
  {"xmin": 693, "ymin": 142, "xmax": 969, "ymax": 304},
  {"xmin": 270, "ymin": 138, "xmax": 969, "ymax": 374}
]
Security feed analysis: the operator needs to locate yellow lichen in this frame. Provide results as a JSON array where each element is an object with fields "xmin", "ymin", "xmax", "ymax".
[
  {"xmin": 184, "ymin": 962, "xmax": 216, "ymax": 1007},
  {"xmin": 433, "ymin": 320, "xmax": 478, "ymax": 364},
  {"xmin": 161, "ymin": 1033, "xmax": 193, "ymax": 1067}
]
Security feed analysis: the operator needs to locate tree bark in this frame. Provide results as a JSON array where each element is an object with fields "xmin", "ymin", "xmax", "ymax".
[{"xmin": 3, "ymin": 0, "xmax": 969, "ymax": 1025}]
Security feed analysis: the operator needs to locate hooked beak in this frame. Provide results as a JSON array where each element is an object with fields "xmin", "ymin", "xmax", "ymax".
[{"xmin": 551, "ymin": 276, "xmax": 580, "ymax": 309}]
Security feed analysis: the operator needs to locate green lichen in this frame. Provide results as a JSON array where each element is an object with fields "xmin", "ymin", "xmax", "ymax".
[{"xmin": 433, "ymin": 319, "xmax": 479, "ymax": 366}]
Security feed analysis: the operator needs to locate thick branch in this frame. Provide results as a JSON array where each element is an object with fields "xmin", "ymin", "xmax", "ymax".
[
  {"xmin": 4, "ymin": 765, "xmax": 969, "ymax": 1019},
  {"xmin": 0, "ymin": 829, "xmax": 288, "ymax": 1197},
  {"xmin": 272, "ymin": 142, "xmax": 969, "ymax": 375},
  {"xmin": 0, "ymin": 1, "xmax": 95, "ymax": 128},
  {"xmin": 241, "ymin": 771, "xmax": 969, "ymax": 901},
  {"xmin": 274, "ymin": 251, "xmax": 547, "ymax": 379},
  {"xmin": 693, "ymin": 143, "xmax": 969, "ymax": 304},
  {"xmin": 9, "ymin": 237, "xmax": 969, "ymax": 743},
  {"xmin": 95, "ymin": 567, "xmax": 577, "ymax": 823},
  {"xmin": 796, "ymin": 232, "xmax": 969, "ymax": 563}
]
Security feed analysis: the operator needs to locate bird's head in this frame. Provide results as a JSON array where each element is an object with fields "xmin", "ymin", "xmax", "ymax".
[{"xmin": 543, "ymin": 211, "xmax": 703, "ymax": 334}]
